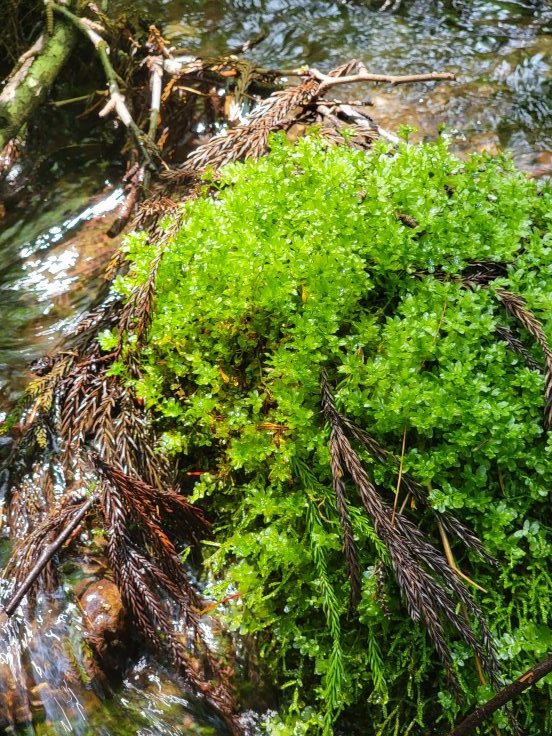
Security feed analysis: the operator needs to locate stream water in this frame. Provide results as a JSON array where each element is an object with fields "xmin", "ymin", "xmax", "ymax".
[{"xmin": 0, "ymin": 1, "xmax": 551, "ymax": 734}]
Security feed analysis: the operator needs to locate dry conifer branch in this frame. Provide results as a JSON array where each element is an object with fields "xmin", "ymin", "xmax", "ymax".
[
  {"xmin": 320, "ymin": 371, "xmax": 500, "ymax": 685},
  {"xmin": 1, "ymin": 494, "xmax": 97, "ymax": 619},
  {"xmin": 334, "ymin": 404, "xmax": 494, "ymax": 563},
  {"xmin": 168, "ymin": 59, "xmax": 453, "ymax": 177},
  {"xmin": 495, "ymin": 325, "xmax": 541, "ymax": 371},
  {"xmin": 496, "ymin": 288, "xmax": 552, "ymax": 430},
  {"xmin": 94, "ymin": 456, "xmax": 240, "ymax": 733},
  {"xmin": 328, "ymin": 426, "xmax": 362, "ymax": 605}
]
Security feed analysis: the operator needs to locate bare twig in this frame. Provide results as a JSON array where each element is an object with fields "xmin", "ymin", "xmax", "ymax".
[
  {"xmin": 51, "ymin": 2, "xmax": 154, "ymax": 169},
  {"xmin": 147, "ymin": 55, "xmax": 163, "ymax": 141},
  {"xmin": 310, "ymin": 68, "xmax": 456, "ymax": 93},
  {"xmin": 449, "ymin": 653, "xmax": 552, "ymax": 736}
]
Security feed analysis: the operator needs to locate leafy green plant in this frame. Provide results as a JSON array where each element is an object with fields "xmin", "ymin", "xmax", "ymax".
[{"xmin": 113, "ymin": 133, "xmax": 552, "ymax": 735}]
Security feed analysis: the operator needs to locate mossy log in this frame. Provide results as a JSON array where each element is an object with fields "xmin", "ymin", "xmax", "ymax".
[{"xmin": 0, "ymin": 19, "xmax": 76, "ymax": 150}]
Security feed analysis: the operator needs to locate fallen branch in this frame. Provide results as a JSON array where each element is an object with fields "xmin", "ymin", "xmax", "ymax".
[
  {"xmin": 0, "ymin": 494, "xmax": 97, "ymax": 621},
  {"xmin": 51, "ymin": 1, "xmax": 155, "ymax": 169},
  {"xmin": 0, "ymin": 22, "xmax": 77, "ymax": 150},
  {"xmin": 449, "ymin": 653, "xmax": 552, "ymax": 736},
  {"xmin": 147, "ymin": 55, "xmax": 163, "ymax": 142},
  {"xmin": 310, "ymin": 68, "xmax": 456, "ymax": 92}
]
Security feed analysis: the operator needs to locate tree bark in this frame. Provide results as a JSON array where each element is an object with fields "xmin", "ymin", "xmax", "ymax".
[{"xmin": 0, "ymin": 19, "xmax": 77, "ymax": 150}]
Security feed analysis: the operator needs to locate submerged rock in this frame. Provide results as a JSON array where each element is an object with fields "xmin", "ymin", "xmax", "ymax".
[{"xmin": 78, "ymin": 578, "xmax": 131, "ymax": 676}]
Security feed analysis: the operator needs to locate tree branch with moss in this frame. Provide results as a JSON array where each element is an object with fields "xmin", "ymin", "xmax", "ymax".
[{"xmin": 0, "ymin": 19, "xmax": 77, "ymax": 150}]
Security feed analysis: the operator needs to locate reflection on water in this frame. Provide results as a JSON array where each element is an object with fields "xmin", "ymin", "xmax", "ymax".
[
  {"xmin": 0, "ymin": 589, "xmax": 216, "ymax": 735},
  {"xmin": 0, "ymin": 175, "xmax": 123, "ymax": 415}
]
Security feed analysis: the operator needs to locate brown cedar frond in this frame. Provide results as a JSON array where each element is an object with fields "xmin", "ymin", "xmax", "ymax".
[
  {"xmin": 3, "ymin": 497, "xmax": 92, "ymax": 594},
  {"xmin": 495, "ymin": 325, "xmax": 541, "ymax": 371},
  {"xmin": 168, "ymin": 60, "xmax": 365, "ymax": 178},
  {"xmin": 177, "ymin": 77, "xmax": 321, "ymax": 174},
  {"xmin": 55, "ymin": 356, "xmax": 169, "ymax": 489},
  {"xmin": 98, "ymin": 461, "xmax": 240, "ymax": 734},
  {"xmin": 68, "ymin": 299, "xmax": 122, "ymax": 353},
  {"xmin": 336, "ymin": 411, "xmax": 493, "ymax": 563},
  {"xmin": 92, "ymin": 455, "xmax": 209, "ymax": 542},
  {"xmin": 328, "ymin": 429, "xmax": 362, "ymax": 605},
  {"xmin": 320, "ymin": 371, "xmax": 500, "ymax": 686},
  {"xmin": 417, "ymin": 261, "xmax": 508, "ymax": 287},
  {"xmin": 119, "ymin": 246, "xmax": 166, "ymax": 350},
  {"xmin": 460, "ymin": 261, "xmax": 508, "ymax": 288},
  {"xmin": 496, "ymin": 288, "xmax": 552, "ymax": 430}
]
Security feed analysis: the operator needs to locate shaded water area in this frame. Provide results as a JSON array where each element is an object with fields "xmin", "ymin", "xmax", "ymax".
[{"xmin": 0, "ymin": 1, "xmax": 551, "ymax": 734}]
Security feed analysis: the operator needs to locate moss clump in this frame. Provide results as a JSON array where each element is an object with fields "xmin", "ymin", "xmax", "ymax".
[{"xmin": 114, "ymin": 133, "xmax": 552, "ymax": 735}]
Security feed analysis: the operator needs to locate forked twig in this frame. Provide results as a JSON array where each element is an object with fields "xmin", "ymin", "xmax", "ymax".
[
  {"xmin": 311, "ymin": 68, "xmax": 456, "ymax": 92},
  {"xmin": 50, "ymin": 2, "xmax": 154, "ymax": 169}
]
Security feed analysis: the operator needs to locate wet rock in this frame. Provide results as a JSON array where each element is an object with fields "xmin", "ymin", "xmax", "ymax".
[
  {"xmin": 30, "ymin": 681, "xmax": 51, "ymax": 714},
  {"xmin": 0, "ymin": 668, "xmax": 32, "ymax": 730},
  {"xmin": 79, "ymin": 578, "xmax": 131, "ymax": 675}
]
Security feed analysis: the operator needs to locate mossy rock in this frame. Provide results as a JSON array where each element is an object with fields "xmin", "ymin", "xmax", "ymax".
[{"xmin": 113, "ymin": 133, "xmax": 552, "ymax": 735}]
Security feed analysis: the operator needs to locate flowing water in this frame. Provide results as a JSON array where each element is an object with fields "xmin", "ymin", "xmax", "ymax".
[{"xmin": 0, "ymin": 1, "xmax": 550, "ymax": 733}]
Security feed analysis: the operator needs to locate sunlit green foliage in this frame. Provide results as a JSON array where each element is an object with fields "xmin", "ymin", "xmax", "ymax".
[{"xmin": 114, "ymin": 133, "xmax": 552, "ymax": 734}]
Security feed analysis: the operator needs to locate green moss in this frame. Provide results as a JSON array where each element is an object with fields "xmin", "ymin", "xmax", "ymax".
[{"xmin": 115, "ymin": 133, "xmax": 552, "ymax": 735}]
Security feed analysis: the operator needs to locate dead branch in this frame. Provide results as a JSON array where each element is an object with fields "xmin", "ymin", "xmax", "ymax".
[
  {"xmin": 449, "ymin": 653, "xmax": 552, "ymax": 736},
  {"xmin": 311, "ymin": 68, "xmax": 456, "ymax": 92},
  {"xmin": 147, "ymin": 55, "xmax": 163, "ymax": 142},
  {"xmin": 0, "ymin": 494, "xmax": 97, "ymax": 620},
  {"xmin": 51, "ymin": 2, "xmax": 155, "ymax": 169},
  {"xmin": 320, "ymin": 371, "xmax": 500, "ymax": 686}
]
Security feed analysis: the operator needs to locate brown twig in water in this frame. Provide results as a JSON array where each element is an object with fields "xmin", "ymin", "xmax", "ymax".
[
  {"xmin": 310, "ymin": 68, "xmax": 456, "ymax": 92},
  {"xmin": 0, "ymin": 494, "xmax": 97, "ymax": 620}
]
